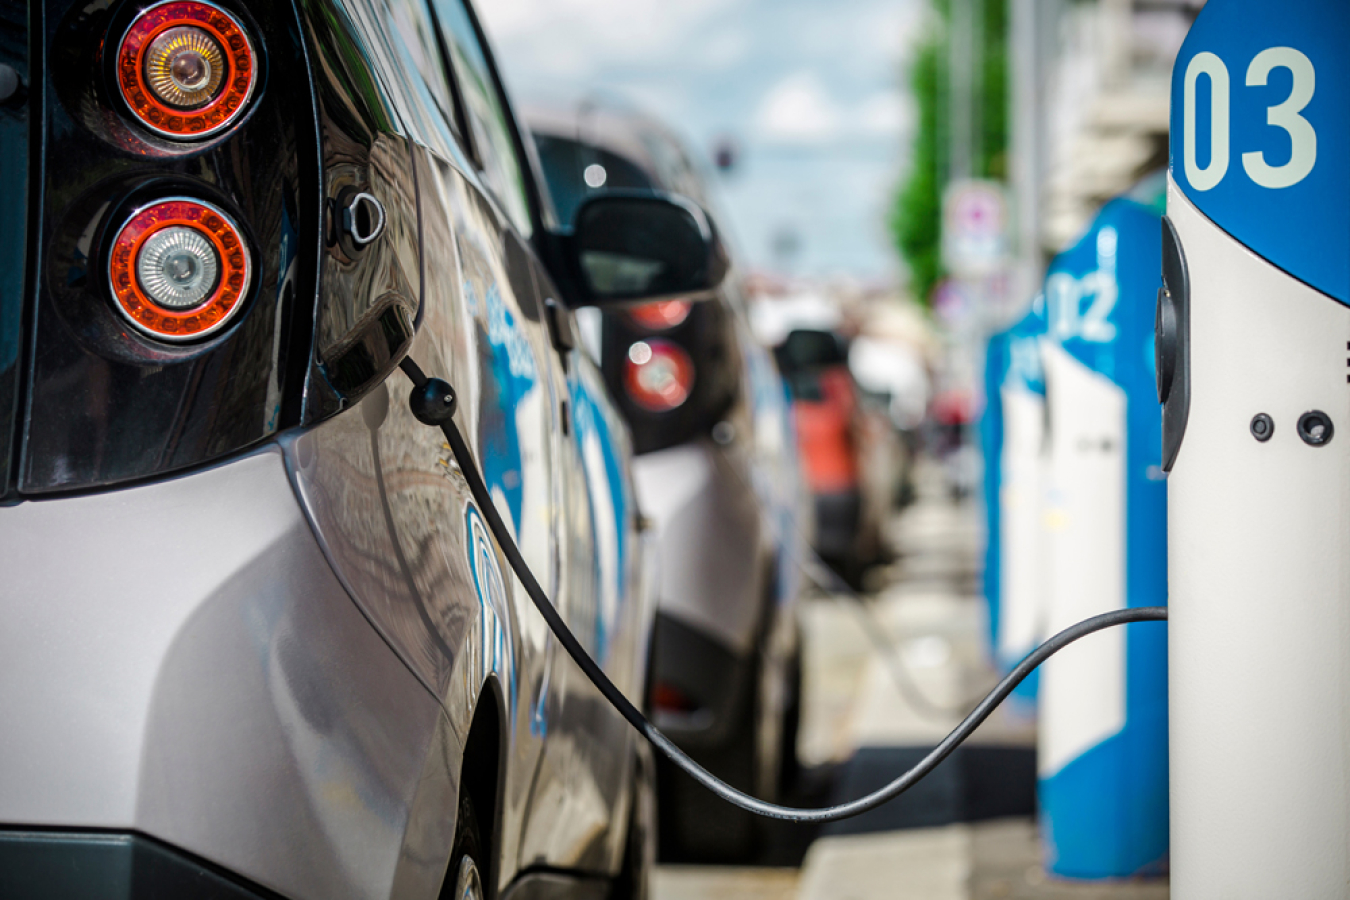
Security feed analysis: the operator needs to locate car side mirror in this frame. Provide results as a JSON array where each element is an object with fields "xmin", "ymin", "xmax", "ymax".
[{"xmin": 566, "ymin": 193, "xmax": 729, "ymax": 307}]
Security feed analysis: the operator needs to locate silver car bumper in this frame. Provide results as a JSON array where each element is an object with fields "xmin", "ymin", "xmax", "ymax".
[
  {"xmin": 631, "ymin": 440, "xmax": 767, "ymax": 657},
  {"xmin": 0, "ymin": 446, "xmax": 444, "ymax": 900}
]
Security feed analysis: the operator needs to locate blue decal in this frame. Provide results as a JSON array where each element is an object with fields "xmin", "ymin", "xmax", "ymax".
[
  {"xmin": 466, "ymin": 505, "xmax": 518, "ymax": 723},
  {"xmin": 1038, "ymin": 197, "xmax": 1169, "ymax": 878},
  {"xmin": 1171, "ymin": 0, "xmax": 1350, "ymax": 303},
  {"xmin": 568, "ymin": 365, "xmax": 631, "ymax": 661},
  {"xmin": 467, "ymin": 279, "xmax": 537, "ymax": 533}
]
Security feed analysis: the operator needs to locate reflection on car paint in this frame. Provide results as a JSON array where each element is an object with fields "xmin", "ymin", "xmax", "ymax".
[
  {"xmin": 468, "ymin": 277, "xmax": 537, "ymax": 533},
  {"xmin": 568, "ymin": 363, "xmax": 631, "ymax": 662},
  {"xmin": 467, "ymin": 504, "xmax": 518, "ymax": 726}
]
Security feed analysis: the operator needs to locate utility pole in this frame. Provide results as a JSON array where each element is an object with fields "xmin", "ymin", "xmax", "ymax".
[
  {"xmin": 948, "ymin": 0, "xmax": 977, "ymax": 183},
  {"xmin": 1009, "ymin": 0, "xmax": 1045, "ymax": 307}
]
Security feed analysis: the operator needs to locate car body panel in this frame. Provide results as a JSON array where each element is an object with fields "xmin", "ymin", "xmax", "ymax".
[
  {"xmin": 1, "ymin": 0, "xmax": 652, "ymax": 896},
  {"xmin": 632, "ymin": 439, "xmax": 764, "ymax": 655},
  {"xmin": 0, "ymin": 447, "xmax": 450, "ymax": 900},
  {"xmin": 0, "ymin": 4, "xmax": 28, "ymax": 494},
  {"xmin": 287, "ymin": 0, "xmax": 647, "ymax": 888},
  {"xmin": 528, "ymin": 105, "xmax": 804, "ymax": 855}
]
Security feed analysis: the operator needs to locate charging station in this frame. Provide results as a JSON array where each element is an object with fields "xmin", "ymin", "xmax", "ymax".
[
  {"xmin": 981, "ymin": 327, "xmax": 1011, "ymax": 666},
  {"xmin": 982, "ymin": 299, "xmax": 1049, "ymax": 693},
  {"xmin": 1038, "ymin": 195, "xmax": 1169, "ymax": 878},
  {"xmin": 1162, "ymin": 2, "xmax": 1350, "ymax": 895}
]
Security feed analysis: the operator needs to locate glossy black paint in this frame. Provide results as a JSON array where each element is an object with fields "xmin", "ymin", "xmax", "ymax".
[
  {"xmin": 600, "ymin": 297, "xmax": 739, "ymax": 456},
  {"xmin": 18, "ymin": 0, "xmax": 318, "ymax": 494},
  {"xmin": 570, "ymin": 192, "xmax": 729, "ymax": 306},
  {"xmin": 0, "ymin": 3, "xmax": 31, "ymax": 498},
  {"xmin": 296, "ymin": 0, "xmax": 423, "ymax": 417}
]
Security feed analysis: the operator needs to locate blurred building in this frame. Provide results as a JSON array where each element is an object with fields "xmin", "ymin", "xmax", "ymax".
[{"xmin": 1008, "ymin": 0, "xmax": 1205, "ymax": 300}]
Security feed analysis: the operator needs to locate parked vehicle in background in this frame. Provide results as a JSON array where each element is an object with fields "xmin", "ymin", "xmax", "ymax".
[
  {"xmin": 773, "ymin": 327, "xmax": 899, "ymax": 587},
  {"xmin": 527, "ymin": 99, "xmax": 809, "ymax": 861},
  {"xmin": 0, "ymin": 1, "xmax": 740, "ymax": 897},
  {"xmin": 849, "ymin": 332, "xmax": 929, "ymax": 507}
]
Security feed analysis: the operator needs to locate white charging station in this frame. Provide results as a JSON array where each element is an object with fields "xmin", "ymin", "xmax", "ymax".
[
  {"xmin": 997, "ymin": 304, "xmax": 1049, "ymax": 680},
  {"xmin": 1163, "ymin": 2, "xmax": 1350, "ymax": 895}
]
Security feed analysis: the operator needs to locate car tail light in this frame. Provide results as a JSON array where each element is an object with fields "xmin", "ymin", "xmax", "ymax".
[
  {"xmin": 117, "ymin": 1, "xmax": 257, "ymax": 139},
  {"xmin": 628, "ymin": 299, "xmax": 691, "ymax": 331},
  {"xmin": 624, "ymin": 339, "xmax": 694, "ymax": 412},
  {"xmin": 650, "ymin": 681, "xmax": 700, "ymax": 715},
  {"xmin": 108, "ymin": 198, "xmax": 251, "ymax": 341}
]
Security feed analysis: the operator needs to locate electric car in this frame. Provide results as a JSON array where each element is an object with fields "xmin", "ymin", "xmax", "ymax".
[
  {"xmin": 773, "ymin": 327, "xmax": 895, "ymax": 585},
  {"xmin": 526, "ymin": 100, "xmax": 808, "ymax": 861},
  {"xmin": 0, "ymin": 1, "xmax": 731, "ymax": 898}
]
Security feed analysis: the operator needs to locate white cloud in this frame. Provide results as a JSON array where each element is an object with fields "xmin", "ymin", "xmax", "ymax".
[
  {"xmin": 700, "ymin": 29, "xmax": 750, "ymax": 71},
  {"xmin": 478, "ymin": 0, "xmax": 737, "ymax": 81},
  {"xmin": 856, "ymin": 91, "xmax": 913, "ymax": 138},
  {"xmin": 753, "ymin": 71, "xmax": 843, "ymax": 144},
  {"xmin": 754, "ymin": 75, "xmax": 911, "ymax": 146}
]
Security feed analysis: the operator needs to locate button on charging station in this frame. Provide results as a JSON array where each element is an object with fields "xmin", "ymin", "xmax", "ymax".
[{"xmin": 1297, "ymin": 411, "xmax": 1334, "ymax": 447}]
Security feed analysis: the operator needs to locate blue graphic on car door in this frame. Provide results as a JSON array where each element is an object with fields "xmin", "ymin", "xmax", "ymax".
[
  {"xmin": 467, "ymin": 278, "xmax": 537, "ymax": 533},
  {"xmin": 569, "ymin": 362, "xmax": 632, "ymax": 661}
]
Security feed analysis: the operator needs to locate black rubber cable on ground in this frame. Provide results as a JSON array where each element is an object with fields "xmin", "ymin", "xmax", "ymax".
[
  {"xmin": 400, "ymin": 359, "xmax": 1168, "ymax": 824},
  {"xmin": 708, "ymin": 420, "xmax": 991, "ymax": 719},
  {"xmin": 803, "ymin": 556, "xmax": 993, "ymax": 720}
]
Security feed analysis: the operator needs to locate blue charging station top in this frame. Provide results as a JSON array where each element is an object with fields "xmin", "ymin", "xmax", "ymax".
[
  {"xmin": 1171, "ymin": 0, "xmax": 1350, "ymax": 304},
  {"xmin": 1006, "ymin": 298, "xmax": 1047, "ymax": 397},
  {"xmin": 1046, "ymin": 198, "xmax": 1161, "ymax": 398}
]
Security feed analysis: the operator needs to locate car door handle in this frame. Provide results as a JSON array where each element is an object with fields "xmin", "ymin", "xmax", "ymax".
[
  {"xmin": 544, "ymin": 297, "xmax": 576, "ymax": 353},
  {"xmin": 334, "ymin": 187, "xmax": 386, "ymax": 255}
]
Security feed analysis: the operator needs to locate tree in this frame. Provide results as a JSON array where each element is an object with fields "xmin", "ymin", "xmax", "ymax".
[{"xmin": 890, "ymin": 0, "xmax": 1007, "ymax": 306}]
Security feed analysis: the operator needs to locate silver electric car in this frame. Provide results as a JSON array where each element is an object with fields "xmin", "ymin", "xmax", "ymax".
[
  {"xmin": 0, "ymin": 1, "xmax": 729, "ymax": 898},
  {"xmin": 527, "ymin": 100, "xmax": 809, "ymax": 861}
]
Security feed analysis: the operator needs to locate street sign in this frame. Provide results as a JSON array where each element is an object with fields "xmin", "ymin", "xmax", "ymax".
[{"xmin": 943, "ymin": 179, "xmax": 1009, "ymax": 278}]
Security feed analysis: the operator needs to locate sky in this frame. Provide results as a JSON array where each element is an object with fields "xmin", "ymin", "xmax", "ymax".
[{"xmin": 477, "ymin": 0, "xmax": 926, "ymax": 282}]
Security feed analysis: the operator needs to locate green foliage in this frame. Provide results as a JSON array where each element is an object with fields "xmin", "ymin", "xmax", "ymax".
[
  {"xmin": 890, "ymin": 0, "xmax": 1008, "ymax": 306},
  {"xmin": 891, "ymin": 33, "xmax": 944, "ymax": 305}
]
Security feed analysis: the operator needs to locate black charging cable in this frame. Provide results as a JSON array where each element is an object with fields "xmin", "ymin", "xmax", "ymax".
[
  {"xmin": 802, "ymin": 555, "xmax": 994, "ymax": 719},
  {"xmin": 399, "ymin": 358, "xmax": 1168, "ymax": 824}
]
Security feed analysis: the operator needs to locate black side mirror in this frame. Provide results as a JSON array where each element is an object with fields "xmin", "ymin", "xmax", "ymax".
[{"xmin": 566, "ymin": 193, "xmax": 729, "ymax": 307}]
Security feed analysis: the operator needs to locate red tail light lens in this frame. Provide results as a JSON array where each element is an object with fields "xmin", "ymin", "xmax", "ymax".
[
  {"xmin": 108, "ymin": 198, "xmax": 251, "ymax": 342},
  {"xmin": 117, "ymin": 1, "xmax": 257, "ymax": 139},
  {"xmin": 624, "ymin": 339, "xmax": 695, "ymax": 412},
  {"xmin": 628, "ymin": 299, "xmax": 691, "ymax": 331}
]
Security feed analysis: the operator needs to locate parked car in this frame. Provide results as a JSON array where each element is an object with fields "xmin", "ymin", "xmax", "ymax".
[
  {"xmin": 0, "ymin": 2, "xmax": 730, "ymax": 898},
  {"xmin": 773, "ymin": 327, "xmax": 899, "ymax": 586},
  {"xmin": 527, "ymin": 100, "xmax": 808, "ymax": 861}
]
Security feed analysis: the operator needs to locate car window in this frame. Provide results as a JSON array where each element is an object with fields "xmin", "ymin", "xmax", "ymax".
[
  {"xmin": 385, "ymin": 0, "xmax": 459, "ymax": 143},
  {"xmin": 429, "ymin": 0, "xmax": 532, "ymax": 235},
  {"xmin": 532, "ymin": 132, "xmax": 655, "ymax": 227}
]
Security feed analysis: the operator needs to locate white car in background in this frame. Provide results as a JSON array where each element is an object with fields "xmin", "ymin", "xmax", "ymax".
[{"xmin": 528, "ymin": 99, "xmax": 810, "ymax": 861}]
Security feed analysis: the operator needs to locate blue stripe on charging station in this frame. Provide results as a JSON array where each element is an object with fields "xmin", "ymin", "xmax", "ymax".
[
  {"xmin": 1038, "ymin": 195, "xmax": 1170, "ymax": 878},
  {"xmin": 981, "ymin": 329, "xmax": 1011, "ymax": 660}
]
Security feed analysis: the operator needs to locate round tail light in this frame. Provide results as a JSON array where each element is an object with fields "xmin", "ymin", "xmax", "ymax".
[
  {"xmin": 108, "ymin": 198, "xmax": 251, "ymax": 341},
  {"xmin": 624, "ymin": 339, "xmax": 695, "ymax": 412},
  {"xmin": 117, "ymin": 1, "xmax": 257, "ymax": 139},
  {"xmin": 628, "ymin": 299, "xmax": 692, "ymax": 331}
]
